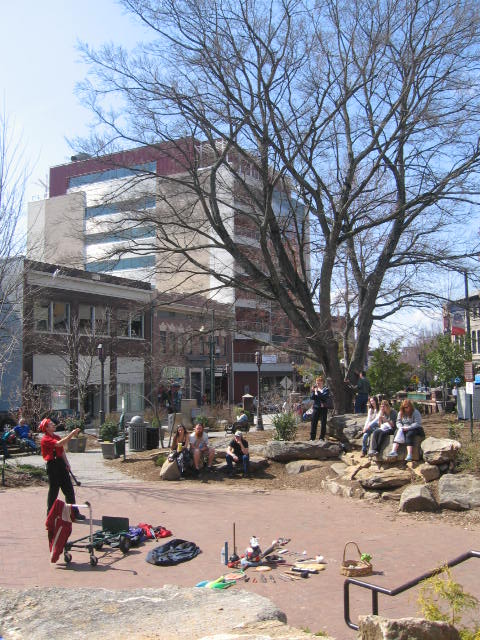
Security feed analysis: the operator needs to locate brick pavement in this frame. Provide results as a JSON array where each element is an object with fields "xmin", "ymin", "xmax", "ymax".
[{"xmin": 1, "ymin": 450, "xmax": 480, "ymax": 639}]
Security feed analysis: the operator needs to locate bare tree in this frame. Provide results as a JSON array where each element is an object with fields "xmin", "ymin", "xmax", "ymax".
[
  {"xmin": 75, "ymin": 0, "xmax": 480, "ymax": 411},
  {"xmin": 0, "ymin": 109, "xmax": 29, "ymax": 406}
]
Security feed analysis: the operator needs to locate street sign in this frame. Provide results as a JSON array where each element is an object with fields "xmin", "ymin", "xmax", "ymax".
[
  {"xmin": 464, "ymin": 361, "xmax": 474, "ymax": 382},
  {"xmin": 466, "ymin": 381, "xmax": 474, "ymax": 395}
]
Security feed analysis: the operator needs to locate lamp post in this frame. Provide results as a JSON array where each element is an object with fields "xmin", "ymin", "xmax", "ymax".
[
  {"xmin": 255, "ymin": 351, "xmax": 263, "ymax": 430},
  {"xmin": 225, "ymin": 363, "xmax": 230, "ymax": 407},
  {"xmin": 291, "ymin": 361, "xmax": 296, "ymax": 393},
  {"xmin": 97, "ymin": 343, "xmax": 106, "ymax": 427}
]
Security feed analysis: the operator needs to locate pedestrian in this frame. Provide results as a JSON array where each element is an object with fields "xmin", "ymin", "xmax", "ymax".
[
  {"xmin": 310, "ymin": 375, "xmax": 330, "ymax": 440},
  {"xmin": 354, "ymin": 371, "xmax": 371, "ymax": 414},
  {"xmin": 39, "ymin": 418, "xmax": 86, "ymax": 519}
]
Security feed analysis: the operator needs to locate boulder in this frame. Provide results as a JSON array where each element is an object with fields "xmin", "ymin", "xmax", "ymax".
[
  {"xmin": 413, "ymin": 463, "xmax": 440, "ymax": 483},
  {"xmin": 214, "ymin": 455, "xmax": 268, "ymax": 474},
  {"xmin": 199, "ymin": 620, "xmax": 331, "ymax": 639},
  {"xmin": 285, "ymin": 460, "xmax": 324, "ymax": 475},
  {"xmin": 321, "ymin": 477, "xmax": 365, "ymax": 499},
  {"xmin": 0, "ymin": 586, "xmax": 287, "ymax": 640},
  {"xmin": 376, "ymin": 435, "xmax": 423, "ymax": 462},
  {"xmin": 438, "ymin": 473, "xmax": 480, "ymax": 511},
  {"xmin": 356, "ymin": 467, "xmax": 412, "ymax": 490},
  {"xmin": 421, "ymin": 437, "xmax": 461, "ymax": 465},
  {"xmin": 328, "ymin": 414, "xmax": 364, "ymax": 444},
  {"xmin": 358, "ymin": 615, "xmax": 460, "ymax": 639},
  {"xmin": 330, "ymin": 462, "xmax": 348, "ymax": 476},
  {"xmin": 399, "ymin": 485, "xmax": 437, "ymax": 512},
  {"xmin": 261, "ymin": 440, "xmax": 341, "ymax": 462}
]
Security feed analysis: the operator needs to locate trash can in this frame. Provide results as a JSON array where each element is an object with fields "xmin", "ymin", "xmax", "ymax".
[
  {"xmin": 128, "ymin": 415, "xmax": 146, "ymax": 451},
  {"xmin": 146, "ymin": 427, "xmax": 160, "ymax": 450},
  {"xmin": 113, "ymin": 436, "xmax": 125, "ymax": 457}
]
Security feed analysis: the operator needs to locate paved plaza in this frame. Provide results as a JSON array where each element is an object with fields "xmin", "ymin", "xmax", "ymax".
[{"xmin": 1, "ymin": 447, "xmax": 480, "ymax": 639}]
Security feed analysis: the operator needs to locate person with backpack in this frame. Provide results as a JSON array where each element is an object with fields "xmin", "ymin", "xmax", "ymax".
[{"xmin": 39, "ymin": 418, "xmax": 86, "ymax": 520}]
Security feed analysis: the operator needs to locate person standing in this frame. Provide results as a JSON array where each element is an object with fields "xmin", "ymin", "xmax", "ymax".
[
  {"xmin": 39, "ymin": 418, "xmax": 85, "ymax": 519},
  {"xmin": 355, "ymin": 371, "xmax": 371, "ymax": 414},
  {"xmin": 310, "ymin": 376, "xmax": 330, "ymax": 440}
]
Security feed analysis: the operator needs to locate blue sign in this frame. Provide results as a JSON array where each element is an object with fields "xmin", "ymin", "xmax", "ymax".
[
  {"xmin": 455, "ymin": 377, "xmax": 461, "ymax": 384},
  {"xmin": 475, "ymin": 374, "xmax": 480, "ymax": 385}
]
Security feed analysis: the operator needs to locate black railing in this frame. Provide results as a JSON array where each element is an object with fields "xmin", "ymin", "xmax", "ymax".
[{"xmin": 344, "ymin": 549, "xmax": 480, "ymax": 630}]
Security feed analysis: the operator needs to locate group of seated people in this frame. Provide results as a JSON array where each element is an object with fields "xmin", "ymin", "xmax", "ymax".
[
  {"xmin": 1, "ymin": 418, "xmax": 39, "ymax": 458},
  {"xmin": 169, "ymin": 422, "xmax": 250, "ymax": 478},
  {"xmin": 361, "ymin": 398, "xmax": 425, "ymax": 462}
]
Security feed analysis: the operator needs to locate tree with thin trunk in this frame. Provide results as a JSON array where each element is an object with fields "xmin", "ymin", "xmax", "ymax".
[{"xmin": 75, "ymin": 0, "xmax": 480, "ymax": 412}]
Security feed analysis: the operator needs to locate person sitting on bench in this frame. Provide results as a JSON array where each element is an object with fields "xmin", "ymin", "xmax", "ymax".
[
  {"xmin": 226, "ymin": 430, "xmax": 250, "ymax": 477},
  {"xmin": 14, "ymin": 418, "xmax": 38, "ymax": 453}
]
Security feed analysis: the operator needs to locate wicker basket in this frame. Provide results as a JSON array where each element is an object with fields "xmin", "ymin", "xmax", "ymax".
[{"xmin": 340, "ymin": 541, "xmax": 373, "ymax": 577}]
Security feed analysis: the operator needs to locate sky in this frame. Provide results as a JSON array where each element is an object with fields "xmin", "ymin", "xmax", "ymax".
[
  {"xmin": 0, "ymin": 0, "xmax": 149, "ymax": 203},
  {"xmin": 0, "ymin": 1, "xmax": 466, "ymax": 343}
]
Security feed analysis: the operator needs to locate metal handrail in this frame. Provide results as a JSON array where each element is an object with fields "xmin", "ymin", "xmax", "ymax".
[{"xmin": 344, "ymin": 549, "xmax": 480, "ymax": 630}]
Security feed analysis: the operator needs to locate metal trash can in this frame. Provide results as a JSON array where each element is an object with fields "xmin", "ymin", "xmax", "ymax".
[
  {"xmin": 128, "ymin": 415, "xmax": 147, "ymax": 451},
  {"xmin": 146, "ymin": 427, "xmax": 160, "ymax": 450},
  {"xmin": 113, "ymin": 436, "xmax": 125, "ymax": 457}
]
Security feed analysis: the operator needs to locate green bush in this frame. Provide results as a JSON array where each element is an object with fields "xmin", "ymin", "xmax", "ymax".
[
  {"xmin": 65, "ymin": 417, "xmax": 85, "ymax": 433},
  {"xmin": 272, "ymin": 412, "xmax": 297, "ymax": 441},
  {"xmin": 456, "ymin": 434, "xmax": 480, "ymax": 474},
  {"xmin": 155, "ymin": 453, "xmax": 167, "ymax": 467},
  {"xmin": 99, "ymin": 420, "xmax": 119, "ymax": 442}
]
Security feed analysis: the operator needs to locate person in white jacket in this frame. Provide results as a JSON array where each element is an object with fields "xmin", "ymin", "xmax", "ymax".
[{"xmin": 360, "ymin": 396, "xmax": 380, "ymax": 456}]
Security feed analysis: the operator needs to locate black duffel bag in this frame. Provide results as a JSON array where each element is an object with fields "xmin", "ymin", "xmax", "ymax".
[{"xmin": 146, "ymin": 538, "xmax": 201, "ymax": 566}]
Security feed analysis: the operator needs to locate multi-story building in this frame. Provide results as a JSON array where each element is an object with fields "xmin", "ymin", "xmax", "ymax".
[
  {"xmin": 27, "ymin": 144, "xmax": 313, "ymax": 403},
  {"xmin": 445, "ymin": 293, "xmax": 480, "ymax": 369}
]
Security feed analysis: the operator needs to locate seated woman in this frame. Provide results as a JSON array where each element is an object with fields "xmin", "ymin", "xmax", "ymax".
[
  {"xmin": 169, "ymin": 424, "xmax": 190, "ymax": 475},
  {"xmin": 360, "ymin": 396, "xmax": 380, "ymax": 456},
  {"xmin": 387, "ymin": 399, "xmax": 424, "ymax": 462},
  {"xmin": 368, "ymin": 400, "xmax": 398, "ymax": 456}
]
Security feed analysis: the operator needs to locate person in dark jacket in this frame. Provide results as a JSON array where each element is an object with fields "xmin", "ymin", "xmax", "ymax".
[
  {"xmin": 354, "ymin": 371, "xmax": 371, "ymax": 414},
  {"xmin": 310, "ymin": 375, "xmax": 330, "ymax": 440}
]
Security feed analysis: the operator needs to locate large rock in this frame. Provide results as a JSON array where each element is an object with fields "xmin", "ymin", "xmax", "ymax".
[
  {"xmin": 438, "ymin": 474, "xmax": 480, "ymax": 511},
  {"xmin": 321, "ymin": 477, "xmax": 365, "ymax": 499},
  {"xmin": 214, "ymin": 455, "xmax": 268, "ymax": 474},
  {"xmin": 329, "ymin": 414, "xmax": 364, "ymax": 444},
  {"xmin": 261, "ymin": 440, "xmax": 341, "ymax": 462},
  {"xmin": 199, "ymin": 620, "xmax": 328, "ymax": 639},
  {"xmin": 413, "ymin": 463, "xmax": 440, "ymax": 483},
  {"xmin": 356, "ymin": 467, "xmax": 412, "ymax": 490},
  {"xmin": 0, "ymin": 586, "xmax": 287, "ymax": 640},
  {"xmin": 399, "ymin": 485, "xmax": 437, "ymax": 512},
  {"xmin": 358, "ymin": 614, "xmax": 460, "ymax": 639},
  {"xmin": 421, "ymin": 437, "xmax": 461, "ymax": 465},
  {"xmin": 285, "ymin": 460, "xmax": 324, "ymax": 475},
  {"xmin": 375, "ymin": 435, "xmax": 423, "ymax": 462}
]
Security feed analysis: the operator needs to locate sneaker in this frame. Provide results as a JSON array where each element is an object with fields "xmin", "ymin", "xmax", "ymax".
[
  {"xmin": 405, "ymin": 454, "xmax": 413, "ymax": 462},
  {"xmin": 207, "ymin": 466, "xmax": 215, "ymax": 473},
  {"xmin": 386, "ymin": 451, "xmax": 398, "ymax": 458},
  {"xmin": 367, "ymin": 450, "xmax": 378, "ymax": 457}
]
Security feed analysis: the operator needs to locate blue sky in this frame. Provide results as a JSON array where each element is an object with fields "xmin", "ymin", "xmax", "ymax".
[{"xmin": 0, "ymin": 0, "xmax": 148, "ymax": 202}]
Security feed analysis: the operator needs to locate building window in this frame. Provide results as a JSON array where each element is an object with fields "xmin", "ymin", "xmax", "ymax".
[
  {"xmin": 78, "ymin": 304, "xmax": 93, "ymax": 334},
  {"xmin": 117, "ymin": 382, "xmax": 144, "ymax": 412},
  {"xmin": 34, "ymin": 301, "xmax": 70, "ymax": 333},
  {"xmin": 118, "ymin": 310, "xmax": 144, "ymax": 339},
  {"xmin": 69, "ymin": 162, "xmax": 156, "ymax": 189},
  {"xmin": 85, "ymin": 255, "xmax": 155, "ymax": 273},
  {"xmin": 159, "ymin": 331, "xmax": 167, "ymax": 353},
  {"xmin": 95, "ymin": 306, "xmax": 110, "ymax": 335}
]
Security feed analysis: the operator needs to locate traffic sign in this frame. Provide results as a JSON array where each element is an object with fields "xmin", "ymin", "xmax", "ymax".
[{"xmin": 464, "ymin": 361, "xmax": 474, "ymax": 382}]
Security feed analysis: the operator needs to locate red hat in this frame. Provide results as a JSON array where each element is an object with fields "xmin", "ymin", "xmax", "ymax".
[{"xmin": 38, "ymin": 418, "xmax": 53, "ymax": 432}]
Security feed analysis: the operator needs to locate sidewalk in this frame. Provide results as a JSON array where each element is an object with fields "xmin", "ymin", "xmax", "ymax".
[{"xmin": 2, "ymin": 442, "xmax": 480, "ymax": 639}]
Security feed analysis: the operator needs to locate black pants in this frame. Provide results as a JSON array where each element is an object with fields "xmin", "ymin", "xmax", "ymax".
[
  {"xmin": 46, "ymin": 458, "xmax": 76, "ymax": 514},
  {"xmin": 370, "ymin": 427, "xmax": 394, "ymax": 452},
  {"xmin": 310, "ymin": 407, "xmax": 328, "ymax": 440}
]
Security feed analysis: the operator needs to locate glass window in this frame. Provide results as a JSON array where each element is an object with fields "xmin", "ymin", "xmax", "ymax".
[
  {"xmin": 159, "ymin": 331, "xmax": 167, "ymax": 353},
  {"xmin": 34, "ymin": 301, "xmax": 50, "ymax": 332},
  {"xmin": 78, "ymin": 304, "xmax": 93, "ymax": 334},
  {"xmin": 51, "ymin": 387, "xmax": 69, "ymax": 410},
  {"xmin": 52, "ymin": 302, "xmax": 70, "ymax": 333},
  {"xmin": 130, "ymin": 313, "xmax": 144, "ymax": 339},
  {"xmin": 117, "ymin": 383, "xmax": 144, "ymax": 412},
  {"xmin": 95, "ymin": 306, "xmax": 110, "ymax": 335}
]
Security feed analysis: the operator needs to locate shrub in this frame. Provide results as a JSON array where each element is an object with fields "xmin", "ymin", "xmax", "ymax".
[
  {"xmin": 272, "ymin": 412, "xmax": 297, "ymax": 441},
  {"xmin": 99, "ymin": 420, "xmax": 119, "ymax": 442},
  {"xmin": 456, "ymin": 433, "xmax": 480, "ymax": 474},
  {"xmin": 64, "ymin": 417, "xmax": 85, "ymax": 434},
  {"xmin": 155, "ymin": 453, "xmax": 167, "ymax": 467}
]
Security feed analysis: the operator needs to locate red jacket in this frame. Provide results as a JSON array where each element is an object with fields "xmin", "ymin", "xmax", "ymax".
[{"xmin": 46, "ymin": 499, "xmax": 73, "ymax": 563}]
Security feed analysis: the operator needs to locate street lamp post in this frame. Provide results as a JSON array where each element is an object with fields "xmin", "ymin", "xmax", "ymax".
[
  {"xmin": 225, "ymin": 363, "xmax": 230, "ymax": 407},
  {"xmin": 255, "ymin": 351, "xmax": 264, "ymax": 430},
  {"xmin": 97, "ymin": 343, "xmax": 106, "ymax": 427},
  {"xmin": 291, "ymin": 361, "xmax": 296, "ymax": 393},
  {"xmin": 209, "ymin": 334, "xmax": 216, "ymax": 407}
]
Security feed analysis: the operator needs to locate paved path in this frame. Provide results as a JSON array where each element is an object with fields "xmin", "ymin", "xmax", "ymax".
[{"xmin": 2, "ymin": 446, "xmax": 480, "ymax": 639}]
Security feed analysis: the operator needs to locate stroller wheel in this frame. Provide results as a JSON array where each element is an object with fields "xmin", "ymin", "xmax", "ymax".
[
  {"xmin": 64, "ymin": 552, "xmax": 72, "ymax": 564},
  {"xmin": 90, "ymin": 555, "xmax": 98, "ymax": 567},
  {"xmin": 119, "ymin": 535, "xmax": 131, "ymax": 554}
]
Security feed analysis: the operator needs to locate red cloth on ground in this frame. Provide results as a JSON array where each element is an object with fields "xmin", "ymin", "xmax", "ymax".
[{"xmin": 45, "ymin": 499, "xmax": 73, "ymax": 563}]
